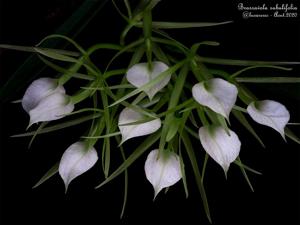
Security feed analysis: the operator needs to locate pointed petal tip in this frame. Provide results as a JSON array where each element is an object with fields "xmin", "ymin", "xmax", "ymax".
[
  {"xmin": 223, "ymin": 166, "xmax": 229, "ymax": 179},
  {"xmin": 64, "ymin": 184, "xmax": 69, "ymax": 194}
]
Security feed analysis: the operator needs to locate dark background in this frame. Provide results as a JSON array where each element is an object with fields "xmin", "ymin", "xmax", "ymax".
[{"xmin": 0, "ymin": 0, "xmax": 300, "ymax": 225}]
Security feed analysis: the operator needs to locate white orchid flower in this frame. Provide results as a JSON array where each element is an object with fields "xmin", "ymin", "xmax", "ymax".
[
  {"xmin": 22, "ymin": 77, "xmax": 65, "ymax": 112},
  {"xmin": 126, "ymin": 61, "xmax": 170, "ymax": 99},
  {"xmin": 192, "ymin": 78, "xmax": 238, "ymax": 119},
  {"xmin": 199, "ymin": 125, "xmax": 241, "ymax": 174},
  {"xmin": 247, "ymin": 100, "xmax": 290, "ymax": 139},
  {"xmin": 144, "ymin": 149, "xmax": 181, "ymax": 198},
  {"xmin": 118, "ymin": 107, "xmax": 161, "ymax": 144},
  {"xmin": 22, "ymin": 77, "xmax": 74, "ymax": 126},
  {"xmin": 59, "ymin": 142, "xmax": 98, "ymax": 191}
]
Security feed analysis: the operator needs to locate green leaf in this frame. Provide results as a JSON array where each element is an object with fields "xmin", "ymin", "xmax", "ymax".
[
  {"xmin": 233, "ymin": 105, "xmax": 247, "ymax": 113},
  {"xmin": 179, "ymin": 140, "xmax": 189, "ymax": 198},
  {"xmin": 0, "ymin": 44, "xmax": 80, "ymax": 56},
  {"xmin": 119, "ymin": 145, "xmax": 128, "ymax": 219},
  {"xmin": 160, "ymin": 64, "xmax": 189, "ymax": 149},
  {"xmin": 236, "ymin": 77, "xmax": 300, "ymax": 83},
  {"xmin": 233, "ymin": 160, "xmax": 262, "ymax": 175},
  {"xmin": 118, "ymin": 117, "xmax": 156, "ymax": 126},
  {"xmin": 34, "ymin": 48, "xmax": 79, "ymax": 63},
  {"xmin": 11, "ymin": 113, "xmax": 101, "ymax": 137},
  {"xmin": 288, "ymin": 123, "xmax": 300, "ymax": 125},
  {"xmin": 135, "ymin": 21, "xmax": 233, "ymax": 29},
  {"xmin": 285, "ymin": 127, "xmax": 300, "ymax": 144},
  {"xmin": 82, "ymin": 132, "xmax": 121, "ymax": 139},
  {"xmin": 112, "ymin": 0, "xmax": 129, "ymax": 21},
  {"xmin": 152, "ymin": 36, "xmax": 188, "ymax": 55},
  {"xmin": 128, "ymin": 45, "xmax": 145, "ymax": 68},
  {"xmin": 28, "ymin": 122, "xmax": 48, "ymax": 149},
  {"xmin": 181, "ymin": 130, "xmax": 212, "ymax": 223},
  {"xmin": 231, "ymin": 65, "xmax": 292, "ymax": 78},
  {"xmin": 124, "ymin": 0, "xmax": 132, "ymax": 19},
  {"xmin": 152, "ymin": 43, "xmax": 170, "ymax": 64},
  {"xmin": 166, "ymin": 118, "xmax": 181, "ymax": 142},
  {"xmin": 191, "ymin": 41, "xmax": 220, "ymax": 55},
  {"xmin": 201, "ymin": 153, "xmax": 209, "ymax": 183},
  {"xmin": 203, "ymin": 107, "xmax": 230, "ymax": 133},
  {"xmin": 36, "ymin": 34, "xmax": 86, "ymax": 54},
  {"xmin": 235, "ymin": 157, "xmax": 254, "ymax": 192},
  {"xmin": 87, "ymin": 43, "xmax": 123, "ymax": 55},
  {"xmin": 82, "ymin": 84, "xmax": 134, "ymax": 90},
  {"xmin": 232, "ymin": 109, "xmax": 265, "ymax": 148},
  {"xmin": 105, "ymin": 39, "xmax": 144, "ymax": 72},
  {"xmin": 184, "ymin": 125, "xmax": 199, "ymax": 140},
  {"xmin": 197, "ymin": 56, "xmax": 300, "ymax": 66},
  {"xmin": 32, "ymin": 162, "xmax": 59, "ymax": 188},
  {"xmin": 38, "ymin": 55, "xmax": 94, "ymax": 81},
  {"xmin": 95, "ymin": 132, "xmax": 160, "ymax": 189},
  {"xmin": 103, "ymin": 69, "xmax": 127, "ymax": 79}
]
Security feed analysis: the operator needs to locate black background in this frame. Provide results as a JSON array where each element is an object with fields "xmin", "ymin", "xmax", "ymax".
[{"xmin": 0, "ymin": 0, "xmax": 300, "ymax": 225}]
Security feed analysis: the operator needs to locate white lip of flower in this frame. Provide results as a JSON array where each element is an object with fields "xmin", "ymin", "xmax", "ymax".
[
  {"xmin": 118, "ymin": 107, "xmax": 161, "ymax": 144},
  {"xmin": 126, "ymin": 61, "xmax": 171, "ymax": 100},
  {"xmin": 144, "ymin": 149, "xmax": 182, "ymax": 198},
  {"xmin": 199, "ymin": 125, "xmax": 241, "ymax": 174},
  {"xmin": 22, "ymin": 77, "xmax": 74, "ymax": 126},
  {"xmin": 59, "ymin": 142, "xmax": 98, "ymax": 192},
  {"xmin": 192, "ymin": 78, "xmax": 238, "ymax": 119},
  {"xmin": 247, "ymin": 100, "xmax": 290, "ymax": 140},
  {"xmin": 28, "ymin": 92, "xmax": 74, "ymax": 126}
]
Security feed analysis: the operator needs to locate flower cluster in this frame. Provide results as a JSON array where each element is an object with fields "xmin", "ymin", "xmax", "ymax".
[
  {"xmin": 7, "ymin": 1, "xmax": 298, "ymax": 222},
  {"xmin": 22, "ymin": 61, "xmax": 290, "ymax": 196}
]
